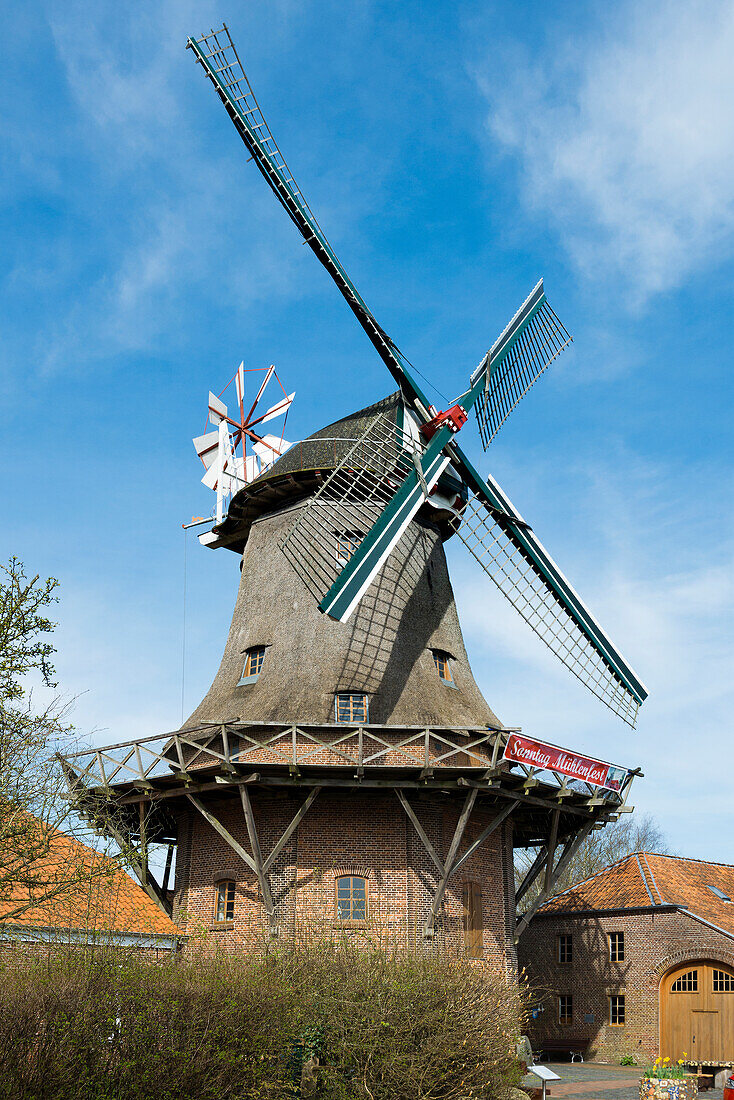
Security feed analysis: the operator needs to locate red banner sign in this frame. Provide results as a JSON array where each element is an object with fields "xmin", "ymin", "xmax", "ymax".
[{"xmin": 502, "ymin": 734, "xmax": 628, "ymax": 792}]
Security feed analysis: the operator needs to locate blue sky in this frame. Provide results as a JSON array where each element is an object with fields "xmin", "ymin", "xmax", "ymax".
[{"xmin": 4, "ymin": 0, "xmax": 733, "ymax": 860}]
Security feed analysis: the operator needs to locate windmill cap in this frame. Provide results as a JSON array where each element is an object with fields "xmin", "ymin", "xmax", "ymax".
[{"xmin": 213, "ymin": 392, "xmax": 404, "ymax": 553}]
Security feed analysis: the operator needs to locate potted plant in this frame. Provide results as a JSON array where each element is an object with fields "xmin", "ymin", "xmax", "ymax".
[{"xmin": 639, "ymin": 1056, "xmax": 697, "ymax": 1100}]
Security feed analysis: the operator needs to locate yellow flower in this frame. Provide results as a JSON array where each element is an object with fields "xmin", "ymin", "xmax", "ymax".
[
  {"xmin": 655, "ymin": 1058, "xmax": 662, "ymax": 1065},
  {"xmin": 663, "ymin": 1057, "xmax": 670, "ymax": 1063},
  {"xmin": 678, "ymin": 1060, "xmax": 684, "ymax": 1066},
  {"xmin": 682, "ymin": 1053, "xmax": 687, "ymax": 1058}
]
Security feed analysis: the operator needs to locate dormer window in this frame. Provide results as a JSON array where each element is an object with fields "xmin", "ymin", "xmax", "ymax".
[
  {"xmin": 432, "ymin": 650, "xmax": 454, "ymax": 684},
  {"xmin": 238, "ymin": 645, "xmax": 266, "ymax": 686},
  {"xmin": 335, "ymin": 531, "xmax": 362, "ymax": 566},
  {"xmin": 335, "ymin": 693, "xmax": 369, "ymax": 723}
]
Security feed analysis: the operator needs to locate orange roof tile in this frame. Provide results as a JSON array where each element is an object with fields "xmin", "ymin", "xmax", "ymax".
[
  {"xmin": 0, "ymin": 824, "xmax": 181, "ymax": 940},
  {"xmin": 539, "ymin": 852, "xmax": 734, "ymax": 939}
]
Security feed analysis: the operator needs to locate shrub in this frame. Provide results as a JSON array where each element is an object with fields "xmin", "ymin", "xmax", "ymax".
[{"xmin": 0, "ymin": 941, "xmax": 524, "ymax": 1099}]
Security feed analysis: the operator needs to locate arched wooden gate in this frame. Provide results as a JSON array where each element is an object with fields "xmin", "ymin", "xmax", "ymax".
[{"xmin": 660, "ymin": 961, "xmax": 734, "ymax": 1063}]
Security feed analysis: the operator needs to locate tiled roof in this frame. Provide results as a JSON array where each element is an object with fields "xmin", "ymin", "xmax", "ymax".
[
  {"xmin": 0, "ymin": 825, "xmax": 181, "ymax": 940},
  {"xmin": 539, "ymin": 852, "xmax": 734, "ymax": 938}
]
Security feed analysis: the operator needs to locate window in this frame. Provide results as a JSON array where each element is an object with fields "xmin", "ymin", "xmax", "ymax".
[
  {"xmin": 335, "ymin": 531, "xmax": 362, "ymax": 566},
  {"xmin": 713, "ymin": 969, "xmax": 734, "ymax": 993},
  {"xmin": 558, "ymin": 995, "xmax": 573, "ymax": 1026},
  {"xmin": 432, "ymin": 650, "xmax": 454, "ymax": 684},
  {"xmin": 238, "ymin": 645, "xmax": 266, "ymax": 684},
  {"xmin": 707, "ymin": 885, "xmax": 731, "ymax": 902},
  {"xmin": 609, "ymin": 994, "xmax": 626, "ymax": 1026},
  {"xmin": 671, "ymin": 970, "xmax": 698, "ymax": 993},
  {"xmin": 609, "ymin": 931, "xmax": 625, "ymax": 962},
  {"xmin": 335, "ymin": 876, "xmax": 367, "ymax": 922},
  {"xmin": 557, "ymin": 934, "xmax": 573, "ymax": 964},
  {"xmin": 462, "ymin": 882, "xmax": 483, "ymax": 959},
  {"xmin": 335, "ymin": 693, "xmax": 369, "ymax": 723},
  {"xmin": 214, "ymin": 880, "xmax": 235, "ymax": 923}
]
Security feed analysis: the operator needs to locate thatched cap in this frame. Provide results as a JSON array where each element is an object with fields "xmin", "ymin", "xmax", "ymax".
[{"xmin": 214, "ymin": 392, "xmax": 403, "ymax": 553}]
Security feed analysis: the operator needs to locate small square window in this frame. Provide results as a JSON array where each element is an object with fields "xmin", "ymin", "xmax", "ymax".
[
  {"xmin": 214, "ymin": 880, "xmax": 235, "ymax": 923},
  {"xmin": 432, "ymin": 650, "xmax": 454, "ymax": 683},
  {"xmin": 335, "ymin": 876, "xmax": 367, "ymax": 922},
  {"xmin": 558, "ymin": 934, "xmax": 573, "ymax": 964},
  {"xmin": 609, "ymin": 994, "xmax": 625, "ymax": 1026},
  {"xmin": 238, "ymin": 645, "xmax": 266, "ymax": 685},
  {"xmin": 558, "ymin": 995, "xmax": 573, "ymax": 1026},
  {"xmin": 335, "ymin": 693, "xmax": 369, "ymax": 723},
  {"xmin": 609, "ymin": 931, "xmax": 625, "ymax": 962},
  {"xmin": 335, "ymin": 531, "xmax": 362, "ymax": 566}
]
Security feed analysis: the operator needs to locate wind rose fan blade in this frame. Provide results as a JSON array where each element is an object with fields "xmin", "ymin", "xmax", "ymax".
[
  {"xmin": 193, "ymin": 430, "xmax": 220, "ymax": 469},
  {"xmin": 471, "ymin": 279, "xmax": 572, "ymax": 450},
  {"xmin": 253, "ymin": 392, "xmax": 295, "ymax": 425},
  {"xmin": 234, "ymin": 362, "xmax": 245, "ymax": 408},
  {"xmin": 252, "ymin": 434, "xmax": 291, "ymax": 463},
  {"xmin": 208, "ymin": 391, "xmax": 228, "ymax": 425}
]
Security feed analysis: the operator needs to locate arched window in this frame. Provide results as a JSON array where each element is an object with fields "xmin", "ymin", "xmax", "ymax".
[
  {"xmin": 213, "ymin": 880, "xmax": 235, "ymax": 923},
  {"xmin": 238, "ymin": 645, "xmax": 266, "ymax": 685},
  {"xmin": 713, "ymin": 969, "xmax": 734, "ymax": 993},
  {"xmin": 671, "ymin": 970, "xmax": 698, "ymax": 992},
  {"xmin": 335, "ymin": 875, "xmax": 368, "ymax": 922}
]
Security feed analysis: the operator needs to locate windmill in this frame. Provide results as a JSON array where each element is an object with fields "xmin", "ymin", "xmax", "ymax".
[
  {"xmin": 187, "ymin": 25, "xmax": 647, "ymax": 727},
  {"xmin": 53, "ymin": 27, "xmax": 646, "ymax": 962},
  {"xmin": 193, "ymin": 360, "xmax": 294, "ymax": 525}
]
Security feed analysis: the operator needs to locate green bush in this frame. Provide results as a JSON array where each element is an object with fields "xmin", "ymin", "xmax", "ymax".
[{"xmin": 0, "ymin": 942, "xmax": 524, "ymax": 1099}]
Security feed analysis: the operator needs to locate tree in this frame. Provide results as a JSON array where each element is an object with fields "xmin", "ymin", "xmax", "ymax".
[
  {"xmin": 0, "ymin": 558, "xmax": 108, "ymax": 923},
  {"xmin": 516, "ymin": 813, "xmax": 668, "ymax": 914}
]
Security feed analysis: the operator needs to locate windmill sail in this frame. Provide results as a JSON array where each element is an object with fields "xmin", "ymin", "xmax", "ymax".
[
  {"xmin": 470, "ymin": 279, "xmax": 572, "ymax": 449},
  {"xmin": 187, "ymin": 26, "xmax": 434, "ymax": 419},
  {"xmin": 280, "ymin": 413, "xmax": 449, "ymax": 618},
  {"xmin": 445, "ymin": 443, "xmax": 648, "ymax": 726}
]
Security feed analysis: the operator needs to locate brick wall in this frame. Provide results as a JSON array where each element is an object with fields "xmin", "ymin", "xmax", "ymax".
[
  {"xmin": 518, "ymin": 909, "xmax": 734, "ymax": 1062},
  {"xmin": 172, "ymin": 788, "xmax": 517, "ymax": 969}
]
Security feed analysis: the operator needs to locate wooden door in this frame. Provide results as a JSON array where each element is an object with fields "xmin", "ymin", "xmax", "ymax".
[
  {"xmin": 462, "ymin": 881, "xmax": 483, "ymax": 959},
  {"xmin": 661, "ymin": 961, "xmax": 734, "ymax": 1063}
]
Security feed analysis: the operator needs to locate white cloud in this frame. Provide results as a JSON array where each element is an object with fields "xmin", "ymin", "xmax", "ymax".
[{"xmin": 478, "ymin": 1, "xmax": 734, "ymax": 301}]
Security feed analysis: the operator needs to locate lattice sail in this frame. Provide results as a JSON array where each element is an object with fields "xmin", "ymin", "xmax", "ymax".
[
  {"xmin": 451, "ymin": 494, "xmax": 641, "ymax": 726},
  {"xmin": 280, "ymin": 414, "xmax": 423, "ymax": 605},
  {"xmin": 472, "ymin": 280, "xmax": 572, "ymax": 450}
]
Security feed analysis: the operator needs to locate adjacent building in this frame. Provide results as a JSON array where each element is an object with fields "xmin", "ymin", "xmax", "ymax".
[
  {"xmin": 0, "ymin": 824, "xmax": 184, "ymax": 956},
  {"xmin": 519, "ymin": 852, "xmax": 734, "ymax": 1066}
]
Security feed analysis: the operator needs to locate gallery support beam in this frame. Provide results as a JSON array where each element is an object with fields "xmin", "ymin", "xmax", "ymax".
[
  {"xmin": 103, "ymin": 817, "xmax": 173, "ymax": 920},
  {"xmin": 514, "ymin": 818, "xmax": 598, "ymax": 940},
  {"xmin": 186, "ymin": 788, "xmax": 323, "ymax": 934},
  {"xmin": 397, "ymin": 790, "xmax": 519, "ymax": 938}
]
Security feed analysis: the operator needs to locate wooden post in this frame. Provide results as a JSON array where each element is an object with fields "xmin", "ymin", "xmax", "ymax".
[{"xmin": 239, "ymin": 785, "xmax": 277, "ymax": 932}]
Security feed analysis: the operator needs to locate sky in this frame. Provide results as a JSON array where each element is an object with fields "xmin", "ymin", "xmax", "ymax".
[{"xmin": 3, "ymin": 0, "xmax": 733, "ymax": 861}]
